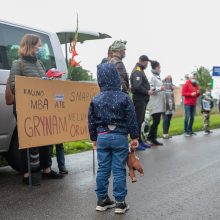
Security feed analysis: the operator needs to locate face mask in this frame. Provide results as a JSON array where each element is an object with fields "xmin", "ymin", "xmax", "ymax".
[
  {"xmin": 36, "ymin": 47, "xmax": 45, "ymax": 59},
  {"xmin": 139, "ymin": 64, "xmax": 147, "ymax": 70},
  {"xmin": 151, "ymin": 69, "xmax": 161, "ymax": 75},
  {"xmin": 191, "ymin": 79, "xmax": 197, "ymax": 84}
]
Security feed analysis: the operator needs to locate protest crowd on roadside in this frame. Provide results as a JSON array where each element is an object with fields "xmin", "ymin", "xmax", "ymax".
[
  {"xmin": 4, "ymin": 34, "xmax": 218, "ymax": 214},
  {"xmin": 89, "ymin": 40, "xmax": 217, "ymax": 214}
]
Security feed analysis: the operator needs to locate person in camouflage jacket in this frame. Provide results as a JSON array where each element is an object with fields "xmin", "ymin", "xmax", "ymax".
[{"xmin": 201, "ymin": 87, "xmax": 214, "ymax": 134}]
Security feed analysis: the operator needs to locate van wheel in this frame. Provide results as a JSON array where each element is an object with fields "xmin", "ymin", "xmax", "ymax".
[{"xmin": 6, "ymin": 131, "xmax": 41, "ymax": 172}]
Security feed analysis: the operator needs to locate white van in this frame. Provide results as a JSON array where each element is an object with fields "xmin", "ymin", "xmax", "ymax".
[{"xmin": 0, "ymin": 19, "xmax": 111, "ymax": 171}]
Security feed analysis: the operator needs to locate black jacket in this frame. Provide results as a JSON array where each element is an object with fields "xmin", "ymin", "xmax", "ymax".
[{"xmin": 130, "ymin": 63, "xmax": 150, "ymax": 101}]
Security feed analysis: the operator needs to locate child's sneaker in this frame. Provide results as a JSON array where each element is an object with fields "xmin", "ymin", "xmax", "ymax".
[
  {"xmin": 96, "ymin": 196, "xmax": 115, "ymax": 211},
  {"xmin": 115, "ymin": 201, "xmax": 129, "ymax": 214}
]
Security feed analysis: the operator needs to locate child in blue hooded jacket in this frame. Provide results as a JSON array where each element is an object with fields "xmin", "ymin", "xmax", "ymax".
[{"xmin": 88, "ymin": 63, "xmax": 139, "ymax": 214}]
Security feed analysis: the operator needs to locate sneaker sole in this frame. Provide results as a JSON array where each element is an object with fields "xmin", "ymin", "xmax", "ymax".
[
  {"xmin": 115, "ymin": 205, "xmax": 130, "ymax": 214},
  {"xmin": 96, "ymin": 204, "xmax": 116, "ymax": 211}
]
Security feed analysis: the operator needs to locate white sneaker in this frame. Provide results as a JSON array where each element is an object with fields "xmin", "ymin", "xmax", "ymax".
[{"xmin": 184, "ymin": 133, "xmax": 191, "ymax": 137}]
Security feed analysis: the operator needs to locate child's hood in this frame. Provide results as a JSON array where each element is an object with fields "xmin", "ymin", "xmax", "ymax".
[{"xmin": 97, "ymin": 63, "xmax": 121, "ymax": 92}]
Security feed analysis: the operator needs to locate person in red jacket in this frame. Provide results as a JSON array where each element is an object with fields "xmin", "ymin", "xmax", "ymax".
[{"xmin": 182, "ymin": 74, "xmax": 200, "ymax": 136}]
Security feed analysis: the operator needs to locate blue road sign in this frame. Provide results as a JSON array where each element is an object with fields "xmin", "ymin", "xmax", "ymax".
[{"xmin": 212, "ymin": 66, "xmax": 220, "ymax": 76}]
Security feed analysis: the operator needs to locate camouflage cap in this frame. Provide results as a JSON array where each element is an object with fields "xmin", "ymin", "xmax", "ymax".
[{"xmin": 111, "ymin": 40, "xmax": 127, "ymax": 51}]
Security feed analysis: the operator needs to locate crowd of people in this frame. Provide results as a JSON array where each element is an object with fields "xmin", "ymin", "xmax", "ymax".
[
  {"xmin": 7, "ymin": 34, "xmax": 217, "ymax": 214},
  {"xmin": 101, "ymin": 41, "xmax": 176, "ymax": 149},
  {"xmin": 88, "ymin": 40, "xmax": 216, "ymax": 214}
]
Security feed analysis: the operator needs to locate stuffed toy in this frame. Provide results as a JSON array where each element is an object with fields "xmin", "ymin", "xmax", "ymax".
[{"xmin": 127, "ymin": 148, "xmax": 144, "ymax": 183}]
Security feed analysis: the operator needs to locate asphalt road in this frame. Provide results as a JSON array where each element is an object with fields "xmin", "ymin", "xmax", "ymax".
[{"xmin": 0, "ymin": 129, "xmax": 220, "ymax": 220}]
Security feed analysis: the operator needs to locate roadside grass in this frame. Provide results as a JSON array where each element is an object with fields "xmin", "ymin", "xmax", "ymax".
[
  {"xmin": 62, "ymin": 141, "xmax": 92, "ymax": 155},
  {"xmin": 157, "ymin": 113, "xmax": 220, "ymax": 137}
]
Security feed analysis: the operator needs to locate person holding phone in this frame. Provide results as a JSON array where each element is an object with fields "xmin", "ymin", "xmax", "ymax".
[{"xmin": 147, "ymin": 61, "xmax": 165, "ymax": 146}]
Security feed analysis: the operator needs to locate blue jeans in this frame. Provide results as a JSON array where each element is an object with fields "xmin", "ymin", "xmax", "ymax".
[
  {"xmin": 96, "ymin": 133, "xmax": 129, "ymax": 202},
  {"xmin": 49, "ymin": 143, "xmax": 66, "ymax": 170},
  {"xmin": 184, "ymin": 105, "xmax": 196, "ymax": 133}
]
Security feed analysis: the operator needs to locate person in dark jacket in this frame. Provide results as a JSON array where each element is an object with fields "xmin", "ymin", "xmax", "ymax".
[
  {"xmin": 109, "ymin": 40, "xmax": 129, "ymax": 93},
  {"xmin": 130, "ymin": 55, "xmax": 153, "ymax": 150},
  {"xmin": 9, "ymin": 34, "xmax": 63, "ymax": 186},
  {"xmin": 88, "ymin": 63, "xmax": 139, "ymax": 214}
]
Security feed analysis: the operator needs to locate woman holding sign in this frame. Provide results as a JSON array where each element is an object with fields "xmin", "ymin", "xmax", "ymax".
[{"xmin": 8, "ymin": 34, "xmax": 63, "ymax": 186}]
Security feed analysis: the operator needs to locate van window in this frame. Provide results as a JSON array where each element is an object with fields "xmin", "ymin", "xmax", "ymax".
[{"xmin": 0, "ymin": 23, "xmax": 56, "ymax": 71}]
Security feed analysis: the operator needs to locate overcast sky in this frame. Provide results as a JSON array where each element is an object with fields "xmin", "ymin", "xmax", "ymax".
[{"xmin": 1, "ymin": 0, "xmax": 220, "ymax": 84}]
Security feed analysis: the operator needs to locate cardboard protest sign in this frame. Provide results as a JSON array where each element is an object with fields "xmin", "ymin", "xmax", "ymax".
[
  {"xmin": 15, "ymin": 76, "xmax": 99, "ymax": 149},
  {"xmin": 163, "ymin": 79, "xmax": 175, "ymax": 114},
  {"xmin": 165, "ymin": 91, "xmax": 175, "ymax": 113},
  {"xmin": 202, "ymin": 99, "xmax": 211, "ymax": 111}
]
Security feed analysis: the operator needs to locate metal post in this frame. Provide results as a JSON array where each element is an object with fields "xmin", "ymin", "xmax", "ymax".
[
  {"xmin": 93, "ymin": 149, "xmax": 95, "ymax": 175},
  {"xmin": 27, "ymin": 149, "xmax": 32, "ymax": 189}
]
